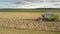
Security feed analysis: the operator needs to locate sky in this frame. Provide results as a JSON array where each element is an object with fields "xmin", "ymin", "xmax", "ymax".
[{"xmin": 0, "ymin": 0, "xmax": 60, "ymax": 9}]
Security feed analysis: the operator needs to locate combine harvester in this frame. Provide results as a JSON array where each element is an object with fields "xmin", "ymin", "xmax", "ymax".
[{"xmin": 36, "ymin": 12, "xmax": 59, "ymax": 22}]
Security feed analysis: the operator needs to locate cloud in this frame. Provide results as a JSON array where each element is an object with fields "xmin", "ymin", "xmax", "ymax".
[{"xmin": 0, "ymin": 0, "xmax": 60, "ymax": 9}]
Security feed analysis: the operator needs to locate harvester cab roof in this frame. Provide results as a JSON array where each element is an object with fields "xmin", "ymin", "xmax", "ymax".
[{"xmin": 43, "ymin": 12, "xmax": 52, "ymax": 18}]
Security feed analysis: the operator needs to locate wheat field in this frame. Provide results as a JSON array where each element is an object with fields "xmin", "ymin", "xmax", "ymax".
[
  {"xmin": 0, "ymin": 12, "xmax": 42, "ymax": 19},
  {"xmin": 0, "ymin": 12, "xmax": 60, "ymax": 34}
]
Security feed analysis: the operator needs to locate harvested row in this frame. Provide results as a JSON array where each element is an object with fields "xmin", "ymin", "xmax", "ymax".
[{"xmin": 0, "ymin": 17, "xmax": 60, "ymax": 32}]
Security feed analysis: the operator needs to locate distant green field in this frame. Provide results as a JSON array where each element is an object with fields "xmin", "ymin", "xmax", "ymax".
[{"xmin": 0, "ymin": 8, "xmax": 60, "ymax": 12}]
